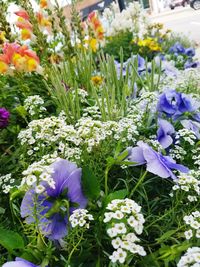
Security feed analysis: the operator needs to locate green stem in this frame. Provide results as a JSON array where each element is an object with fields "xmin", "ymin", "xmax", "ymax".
[
  {"xmin": 129, "ymin": 170, "xmax": 148, "ymax": 198},
  {"xmin": 67, "ymin": 231, "xmax": 83, "ymax": 264},
  {"xmin": 105, "ymin": 165, "xmax": 111, "ymax": 197}
]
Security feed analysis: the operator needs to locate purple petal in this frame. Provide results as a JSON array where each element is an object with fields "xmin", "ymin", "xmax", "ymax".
[
  {"xmin": 157, "ymin": 119, "xmax": 175, "ymax": 149},
  {"xmin": 61, "ymin": 168, "xmax": 87, "ymax": 209},
  {"xmin": 128, "ymin": 146, "xmax": 146, "ymax": 165},
  {"xmin": 47, "ymin": 159, "xmax": 78, "ymax": 197},
  {"xmin": 2, "ymin": 258, "xmax": 37, "ymax": 267}
]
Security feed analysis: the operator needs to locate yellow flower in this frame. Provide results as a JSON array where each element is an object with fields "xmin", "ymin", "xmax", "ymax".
[
  {"xmin": 0, "ymin": 61, "xmax": 8, "ymax": 74},
  {"xmin": 40, "ymin": 0, "xmax": 48, "ymax": 8},
  {"xmin": 91, "ymin": 75, "xmax": 103, "ymax": 86},
  {"xmin": 26, "ymin": 57, "xmax": 38, "ymax": 71},
  {"xmin": 0, "ymin": 31, "xmax": 6, "ymax": 42}
]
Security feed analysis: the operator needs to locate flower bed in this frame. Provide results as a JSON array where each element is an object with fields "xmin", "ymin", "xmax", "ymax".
[{"xmin": 0, "ymin": 1, "xmax": 200, "ymax": 266}]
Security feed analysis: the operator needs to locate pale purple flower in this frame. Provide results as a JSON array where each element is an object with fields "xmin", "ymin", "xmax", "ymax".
[
  {"xmin": 20, "ymin": 159, "xmax": 87, "ymax": 240},
  {"xmin": 157, "ymin": 119, "xmax": 175, "ymax": 149},
  {"xmin": 127, "ymin": 141, "xmax": 189, "ymax": 179},
  {"xmin": 181, "ymin": 119, "xmax": 200, "ymax": 139},
  {"xmin": 0, "ymin": 108, "xmax": 10, "ymax": 128},
  {"xmin": 157, "ymin": 89, "xmax": 194, "ymax": 120},
  {"xmin": 2, "ymin": 258, "xmax": 38, "ymax": 267}
]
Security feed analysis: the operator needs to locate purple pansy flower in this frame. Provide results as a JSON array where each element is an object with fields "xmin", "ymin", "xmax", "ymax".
[
  {"xmin": 185, "ymin": 47, "xmax": 195, "ymax": 57},
  {"xmin": 2, "ymin": 258, "xmax": 38, "ymax": 267},
  {"xmin": 0, "ymin": 108, "xmax": 10, "ymax": 128},
  {"xmin": 127, "ymin": 141, "xmax": 189, "ymax": 179},
  {"xmin": 184, "ymin": 60, "xmax": 200, "ymax": 69},
  {"xmin": 169, "ymin": 42, "xmax": 185, "ymax": 54},
  {"xmin": 20, "ymin": 159, "xmax": 87, "ymax": 240},
  {"xmin": 157, "ymin": 89, "xmax": 195, "ymax": 120},
  {"xmin": 157, "ymin": 119, "xmax": 175, "ymax": 149}
]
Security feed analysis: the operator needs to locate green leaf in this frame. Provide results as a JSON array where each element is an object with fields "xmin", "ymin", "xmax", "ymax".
[
  {"xmin": 104, "ymin": 189, "xmax": 128, "ymax": 206},
  {"xmin": 156, "ymin": 229, "xmax": 177, "ymax": 244},
  {"xmin": 82, "ymin": 166, "xmax": 100, "ymax": 200},
  {"xmin": 0, "ymin": 227, "xmax": 24, "ymax": 253}
]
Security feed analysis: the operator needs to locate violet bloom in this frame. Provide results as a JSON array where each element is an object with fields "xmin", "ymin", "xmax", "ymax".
[
  {"xmin": 2, "ymin": 258, "xmax": 38, "ymax": 267},
  {"xmin": 127, "ymin": 141, "xmax": 189, "ymax": 179},
  {"xmin": 0, "ymin": 108, "xmax": 10, "ymax": 128},
  {"xmin": 185, "ymin": 47, "xmax": 195, "ymax": 57},
  {"xmin": 157, "ymin": 119, "xmax": 175, "ymax": 149},
  {"xmin": 157, "ymin": 89, "xmax": 194, "ymax": 120},
  {"xmin": 184, "ymin": 60, "xmax": 200, "ymax": 69},
  {"xmin": 21, "ymin": 159, "xmax": 87, "ymax": 240},
  {"xmin": 169, "ymin": 42, "xmax": 185, "ymax": 54}
]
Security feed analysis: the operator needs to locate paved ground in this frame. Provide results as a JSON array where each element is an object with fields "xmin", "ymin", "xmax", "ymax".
[{"xmin": 149, "ymin": 6, "xmax": 200, "ymax": 58}]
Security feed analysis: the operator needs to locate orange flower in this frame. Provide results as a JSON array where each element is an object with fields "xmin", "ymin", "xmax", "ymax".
[
  {"xmin": 40, "ymin": 0, "xmax": 48, "ymax": 8},
  {"xmin": 15, "ymin": 10, "xmax": 30, "ymax": 20},
  {"xmin": 36, "ymin": 12, "xmax": 51, "ymax": 27},
  {"xmin": 16, "ymin": 17, "xmax": 33, "ymax": 30},
  {"xmin": 21, "ymin": 29, "xmax": 32, "ymax": 40}
]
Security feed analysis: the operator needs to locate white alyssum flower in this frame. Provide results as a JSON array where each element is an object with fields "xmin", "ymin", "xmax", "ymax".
[
  {"xmin": 104, "ymin": 198, "xmax": 146, "ymax": 264},
  {"xmin": 177, "ymin": 247, "xmax": 200, "ymax": 267},
  {"xmin": 24, "ymin": 95, "xmax": 46, "ymax": 118},
  {"xmin": 183, "ymin": 211, "xmax": 200, "ymax": 240},
  {"xmin": 69, "ymin": 209, "xmax": 94, "ymax": 229}
]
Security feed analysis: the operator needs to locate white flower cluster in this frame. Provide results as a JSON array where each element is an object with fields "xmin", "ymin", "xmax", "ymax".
[
  {"xmin": 18, "ymin": 111, "xmax": 139, "ymax": 156},
  {"xmin": 177, "ymin": 247, "xmax": 200, "ymax": 267},
  {"xmin": 192, "ymin": 146, "xmax": 200, "ymax": 167},
  {"xmin": 69, "ymin": 209, "xmax": 94, "ymax": 229},
  {"xmin": 183, "ymin": 211, "xmax": 200, "ymax": 240},
  {"xmin": 76, "ymin": 117, "xmax": 138, "ymax": 152},
  {"xmin": 71, "ymin": 89, "xmax": 88, "ymax": 104},
  {"xmin": 20, "ymin": 158, "xmax": 57, "ymax": 192},
  {"xmin": 160, "ymin": 68, "xmax": 200, "ymax": 93},
  {"xmin": 172, "ymin": 171, "xmax": 200, "ymax": 202},
  {"xmin": 102, "ymin": 2, "xmax": 148, "ymax": 38},
  {"xmin": 0, "ymin": 173, "xmax": 15, "ymax": 194},
  {"xmin": 170, "ymin": 129, "xmax": 196, "ymax": 160},
  {"xmin": 24, "ymin": 95, "xmax": 46, "ymax": 118},
  {"xmin": 104, "ymin": 198, "xmax": 146, "ymax": 264},
  {"xmin": 82, "ymin": 105, "xmax": 102, "ymax": 120}
]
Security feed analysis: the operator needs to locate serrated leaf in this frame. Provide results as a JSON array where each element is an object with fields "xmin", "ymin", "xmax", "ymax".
[
  {"xmin": 104, "ymin": 189, "xmax": 128, "ymax": 206},
  {"xmin": 82, "ymin": 166, "xmax": 100, "ymax": 200},
  {"xmin": 0, "ymin": 227, "xmax": 24, "ymax": 253}
]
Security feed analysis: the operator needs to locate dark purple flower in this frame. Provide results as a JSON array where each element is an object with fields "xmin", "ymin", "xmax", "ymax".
[
  {"xmin": 2, "ymin": 258, "xmax": 38, "ymax": 267},
  {"xmin": 169, "ymin": 42, "xmax": 185, "ymax": 54},
  {"xmin": 157, "ymin": 89, "xmax": 195, "ymax": 120},
  {"xmin": 184, "ymin": 60, "xmax": 200, "ymax": 69},
  {"xmin": 0, "ymin": 108, "xmax": 10, "ymax": 128},
  {"xmin": 185, "ymin": 47, "xmax": 195, "ymax": 57},
  {"xmin": 157, "ymin": 119, "xmax": 175, "ymax": 149},
  {"xmin": 127, "ymin": 141, "xmax": 189, "ymax": 179},
  {"xmin": 21, "ymin": 159, "xmax": 87, "ymax": 240}
]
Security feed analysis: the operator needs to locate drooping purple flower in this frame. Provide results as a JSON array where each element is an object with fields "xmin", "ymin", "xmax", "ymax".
[
  {"xmin": 2, "ymin": 258, "xmax": 38, "ymax": 267},
  {"xmin": 157, "ymin": 89, "xmax": 195, "ymax": 120},
  {"xmin": 169, "ymin": 42, "xmax": 185, "ymax": 54},
  {"xmin": 0, "ymin": 108, "xmax": 10, "ymax": 128},
  {"xmin": 157, "ymin": 119, "xmax": 175, "ymax": 149},
  {"xmin": 127, "ymin": 141, "xmax": 189, "ymax": 179},
  {"xmin": 20, "ymin": 159, "xmax": 87, "ymax": 240}
]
